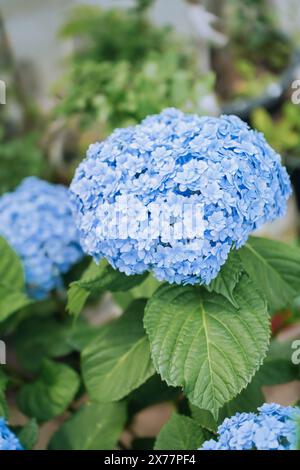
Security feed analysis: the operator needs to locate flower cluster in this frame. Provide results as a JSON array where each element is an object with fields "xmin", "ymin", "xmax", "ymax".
[
  {"xmin": 71, "ymin": 108, "xmax": 291, "ymax": 285},
  {"xmin": 0, "ymin": 419, "xmax": 22, "ymax": 450},
  {"xmin": 0, "ymin": 177, "xmax": 83, "ymax": 299},
  {"xmin": 200, "ymin": 403, "xmax": 300, "ymax": 450}
]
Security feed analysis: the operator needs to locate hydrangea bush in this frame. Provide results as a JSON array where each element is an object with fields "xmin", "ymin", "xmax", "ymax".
[
  {"xmin": 0, "ymin": 177, "xmax": 83, "ymax": 299},
  {"xmin": 1, "ymin": 110, "xmax": 300, "ymax": 451},
  {"xmin": 201, "ymin": 404, "xmax": 300, "ymax": 450}
]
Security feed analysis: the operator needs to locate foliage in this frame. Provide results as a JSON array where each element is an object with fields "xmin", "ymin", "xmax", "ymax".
[
  {"xmin": 251, "ymin": 104, "xmax": 300, "ymax": 158},
  {"xmin": 155, "ymin": 413, "xmax": 205, "ymax": 450},
  {"xmin": 219, "ymin": 0, "xmax": 294, "ymax": 100},
  {"xmin": 55, "ymin": 5, "xmax": 214, "ymax": 133},
  {"xmin": 59, "ymin": 4, "xmax": 171, "ymax": 65},
  {"xmin": 81, "ymin": 299, "xmax": 154, "ymax": 402},
  {"xmin": 227, "ymin": 0, "xmax": 292, "ymax": 72},
  {"xmin": 49, "ymin": 401, "xmax": 127, "ymax": 450},
  {"xmin": 0, "ymin": 127, "xmax": 44, "ymax": 195},
  {"xmin": 0, "ymin": 236, "xmax": 31, "ymax": 323},
  {"xmin": 17, "ymin": 359, "xmax": 80, "ymax": 422},
  {"xmin": 0, "ymin": 188, "xmax": 299, "ymax": 451},
  {"xmin": 56, "ymin": 57, "xmax": 214, "ymax": 133},
  {"xmin": 144, "ymin": 275, "xmax": 270, "ymax": 418},
  {"xmin": 231, "ymin": 59, "xmax": 277, "ymax": 99}
]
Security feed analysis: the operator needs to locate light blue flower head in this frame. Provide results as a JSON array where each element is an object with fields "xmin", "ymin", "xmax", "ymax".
[
  {"xmin": 0, "ymin": 419, "xmax": 23, "ymax": 450},
  {"xmin": 0, "ymin": 177, "xmax": 83, "ymax": 299},
  {"xmin": 70, "ymin": 108, "xmax": 291, "ymax": 285},
  {"xmin": 200, "ymin": 403, "xmax": 300, "ymax": 450}
]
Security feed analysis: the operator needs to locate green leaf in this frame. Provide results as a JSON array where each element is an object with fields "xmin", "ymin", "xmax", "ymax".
[
  {"xmin": 155, "ymin": 414, "xmax": 205, "ymax": 450},
  {"xmin": 82, "ymin": 299, "xmax": 155, "ymax": 402},
  {"xmin": 221, "ymin": 373, "xmax": 264, "ymax": 418},
  {"xmin": 14, "ymin": 317, "xmax": 77, "ymax": 372},
  {"xmin": 0, "ymin": 237, "xmax": 31, "ymax": 321},
  {"xmin": 0, "ymin": 237, "xmax": 24, "ymax": 289},
  {"xmin": 17, "ymin": 360, "xmax": 80, "ymax": 422},
  {"xmin": 17, "ymin": 419, "xmax": 39, "ymax": 450},
  {"xmin": 239, "ymin": 237, "xmax": 300, "ymax": 311},
  {"xmin": 49, "ymin": 401, "xmax": 126, "ymax": 450},
  {"xmin": 191, "ymin": 372, "xmax": 265, "ymax": 432},
  {"xmin": 190, "ymin": 406, "xmax": 218, "ymax": 433},
  {"xmin": 67, "ymin": 259, "xmax": 148, "ymax": 316},
  {"xmin": 0, "ymin": 288, "xmax": 31, "ymax": 323},
  {"xmin": 14, "ymin": 315, "xmax": 101, "ymax": 372},
  {"xmin": 206, "ymin": 251, "xmax": 242, "ymax": 307},
  {"xmin": 0, "ymin": 369, "xmax": 8, "ymax": 417},
  {"xmin": 192, "ymin": 340, "xmax": 300, "ymax": 431},
  {"xmin": 251, "ymin": 108, "xmax": 275, "ymax": 142},
  {"xmin": 113, "ymin": 274, "xmax": 160, "ymax": 310},
  {"xmin": 67, "ymin": 284, "xmax": 89, "ymax": 318},
  {"xmin": 67, "ymin": 321, "xmax": 104, "ymax": 352},
  {"xmin": 259, "ymin": 360, "xmax": 298, "ymax": 385},
  {"xmin": 258, "ymin": 340, "xmax": 300, "ymax": 385},
  {"xmin": 144, "ymin": 275, "xmax": 270, "ymax": 418},
  {"xmin": 128, "ymin": 374, "xmax": 180, "ymax": 416}
]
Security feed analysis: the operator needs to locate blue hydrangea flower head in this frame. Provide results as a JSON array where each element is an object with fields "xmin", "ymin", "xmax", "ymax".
[
  {"xmin": 0, "ymin": 418, "xmax": 23, "ymax": 450},
  {"xmin": 200, "ymin": 403, "xmax": 300, "ymax": 450},
  {"xmin": 0, "ymin": 177, "xmax": 83, "ymax": 299},
  {"xmin": 71, "ymin": 108, "xmax": 291, "ymax": 285}
]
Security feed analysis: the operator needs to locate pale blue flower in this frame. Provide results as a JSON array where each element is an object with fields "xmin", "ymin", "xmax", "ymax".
[
  {"xmin": 200, "ymin": 404, "xmax": 300, "ymax": 450},
  {"xmin": 0, "ymin": 177, "xmax": 83, "ymax": 299},
  {"xmin": 70, "ymin": 109, "xmax": 291, "ymax": 285},
  {"xmin": 0, "ymin": 419, "xmax": 22, "ymax": 450}
]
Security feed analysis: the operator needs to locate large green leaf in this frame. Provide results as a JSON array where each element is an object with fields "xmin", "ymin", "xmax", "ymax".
[
  {"xmin": 49, "ymin": 401, "xmax": 126, "ymax": 450},
  {"xmin": 0, "ymin": 237, "xmax": 24, "ymax": 289},
  {"xmin": 17, "ymin": 360, "xmax": 80, "ymax": 422},
  {"xmin": 220, "ymin": 373, "xmax": 264, "ymax": 418},
  {"xmin": 191, "ymin": 373, "xmax": 264, "ymax": 432},
  {"xmin": 67, "ymin": 321, "xmax": 104, "ymax": 352},
  {"xmin": 144, "ymin": 275, "xmax": 270, "ymax": 418},
  {"xmin": 238, "ymin": 237, "xmax": 300, "ymax": 311},
  {"xmin": 191, "ymin": 339, "xmax": 300, "ymax": 431},
  {"xmin": 155, "ymin": 413, "xmax": 205, "ymax": 450},
  {"xmin": 82, "ymin": 299, "xmax": 154, "ymax": 402},
  {"xmin": 206, "ymin": 251, "xmax": 242, "ymax": 307},
  {"xmin": 0, "ymin": 237, "xmax": 31, "ymax": 321},
  {"xmin": 67, "ymin": 259, "xmax": 148, "ymax": 316}
]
